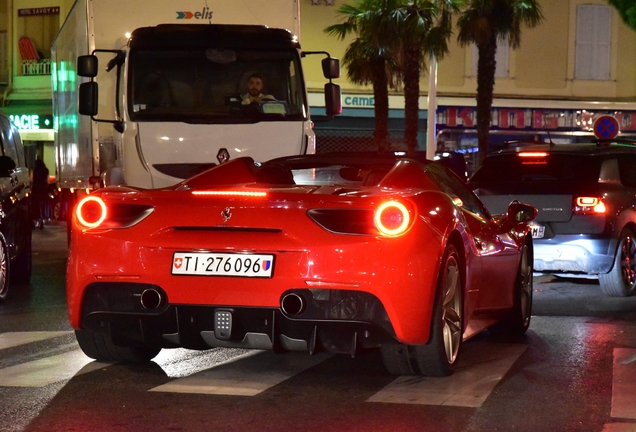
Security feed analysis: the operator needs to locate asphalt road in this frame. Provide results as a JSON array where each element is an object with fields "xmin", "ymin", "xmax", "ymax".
[{"xmin": 1, "ymin": 222, "xmax": 636, "ymax": 432}]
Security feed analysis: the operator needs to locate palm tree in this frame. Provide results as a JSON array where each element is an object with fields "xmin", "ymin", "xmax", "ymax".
[
  {"xmin": 457, "ymin": 0, "xmax": 543, "ymax": 165},
  {"xmin": 607, "ymin": 0, "xmax": 636, "ymax": 31},
  {"xmin": 362, "ymin": 0, "xmax": 462, "ymax": 152},
  {"xmin": 325, "ymin": 1, "xmax": 397, "ymax": 151},
  {"xmin": 327, "ymin": 0, "xmax": 462, "ymax": 153}
]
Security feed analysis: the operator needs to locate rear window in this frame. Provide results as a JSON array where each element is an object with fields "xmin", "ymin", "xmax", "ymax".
[{"xmin": 469, "ymin": 153, "xmax": 602, "ymax": 193}]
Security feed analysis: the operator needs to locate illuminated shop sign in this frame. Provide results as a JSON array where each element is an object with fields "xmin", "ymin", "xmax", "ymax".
[
  {"xmin": 9, "ymin": 114, "xmax": 55, "ymax": 141},
  {"xmin": 9, "ymin": 114, "xmax": 53, "ymax": 130},
  {"xmin": 437, "ymin": 107, "xmax": 636, "ymax": 132},
  {"xmin": 344, "ymin": 96, "xmax": 375, "ymax": 107}
]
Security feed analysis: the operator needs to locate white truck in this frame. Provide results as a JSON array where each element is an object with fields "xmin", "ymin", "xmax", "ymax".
[{"xmin": 51, "ymin": 0, "xmax": 340, "ymax": 216}]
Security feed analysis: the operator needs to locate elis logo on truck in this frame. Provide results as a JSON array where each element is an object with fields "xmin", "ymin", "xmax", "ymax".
[{"xmin": 176, "ymin": 8, "xmax": 213, "ymax": 20}]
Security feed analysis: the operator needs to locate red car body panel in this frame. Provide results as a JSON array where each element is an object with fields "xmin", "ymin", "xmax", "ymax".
[{"xmin": 66, "ymin": 156, "xmax": 533, "ymax": 354}]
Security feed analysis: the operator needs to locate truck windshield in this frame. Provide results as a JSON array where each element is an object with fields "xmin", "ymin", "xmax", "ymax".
[{"xmin": 128, "ymin": 48, "xmax": 307, "ymax": 123}]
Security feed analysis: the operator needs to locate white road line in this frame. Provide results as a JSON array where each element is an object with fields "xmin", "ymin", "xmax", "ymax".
[
  {"xmin": 367, "ymin": 342, "xmax": 527, "ymax": 407},
  {"xmin": 0, "ymin": 331, "xmax": 73, "ymax": 350},
  {"xmin": 149, "ymin": 350, "xmax": 332, "ymax": 396},
  {"xmin": 611, "ymin": 348, "xmax": 636, "ymax": 420},
  {"xmin": 602, "ymin": 423, "xmax": 636, "ymax": 432},
  {"xmin": 0, "ymin": 349, "xmax": 108, "ymax": 387}
]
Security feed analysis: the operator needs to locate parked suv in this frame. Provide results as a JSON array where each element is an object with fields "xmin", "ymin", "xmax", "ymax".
[
  {"xmin": 0, "ymin": 110, "xmax": 32, "ymax": 300},
  {"xmin": 468, "ymin": 140, "xmax": 636, "ymax": 297}
]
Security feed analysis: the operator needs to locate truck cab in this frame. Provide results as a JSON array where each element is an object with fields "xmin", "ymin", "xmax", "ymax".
[{"xmin": 71, "ymin": 24, "xmax": 340, "ymax": 190}]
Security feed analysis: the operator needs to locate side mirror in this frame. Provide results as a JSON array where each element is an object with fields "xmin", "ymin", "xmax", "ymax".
[
  {"xmin": 324, "ymin": 83, "xmax": 342, "ymax": 118},
  {"xmin": 0, "ymin": 155, "xmax": 16, "ymax": 177},
  {"xmin": 79, "ymin": 82, "xmax": 99, "ymax": 116},
  {"xmin": 509, "ymin": 201, "xmax": 538, "ymax": 223},
  {"xmin": 499, "ymin": 200, "xmax": 537, "ymax": 232},
  {"xmin": 321, "ymin": 57, "xmax": 340, "ymax": 79},
  {"xmin": 77, "ymin": 55, "xmax": 98, "ymax": 78}
]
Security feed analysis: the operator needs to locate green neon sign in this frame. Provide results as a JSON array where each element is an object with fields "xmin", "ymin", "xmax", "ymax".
[{"xmin": 9, "ymin": 114, "xmax": 53, "ymax": 130}]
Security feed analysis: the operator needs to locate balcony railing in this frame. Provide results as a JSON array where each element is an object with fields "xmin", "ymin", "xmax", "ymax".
[{"xmin": 21, "ymin": 59, "xmax": 50, "ymax": 75}]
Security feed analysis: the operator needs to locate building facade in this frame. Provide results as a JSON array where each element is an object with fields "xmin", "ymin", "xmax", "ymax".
[
  {"xmin": 303, "ymin": 0, "xmax": 636, "ymax": 172},
  {"xmin": 0, "ymin": 0, "xmax": 635, "ymax": 174}
]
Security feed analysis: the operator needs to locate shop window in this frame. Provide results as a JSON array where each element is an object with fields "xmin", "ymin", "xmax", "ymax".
[
  {"xmin": 16, "ymin": 7, "xmax": 60, "ymax": 76},
  {"xmin": 575, "ymin": 5, "xmax": 611, "ymax": 80}
]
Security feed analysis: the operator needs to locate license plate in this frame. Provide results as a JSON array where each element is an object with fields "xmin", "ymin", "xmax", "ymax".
[
  {"xmin": 171, "ymin": 252, "xmax": 274, "ymax": 278},
  {"xmin": 530, "ymin": 225, "xmax": 545, "ymax": 239}
]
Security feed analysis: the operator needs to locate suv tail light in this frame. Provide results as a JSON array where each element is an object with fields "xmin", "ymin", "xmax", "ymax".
[
  {"xmin": 573, "ymin": 196, "xmax": 606, "ymax": 214},
  {"xmin": 518, "ymin": 152, "xmax": 548, "ymax": 165}
]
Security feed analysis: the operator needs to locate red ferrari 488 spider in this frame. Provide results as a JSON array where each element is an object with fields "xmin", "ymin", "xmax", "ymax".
[{"xmin": 67, "ymin": 153, "xmax": 537, "ymax": 376}]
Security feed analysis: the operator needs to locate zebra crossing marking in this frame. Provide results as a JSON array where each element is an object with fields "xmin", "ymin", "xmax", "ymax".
[
  {"xmin": 0, "ymin": 349, "xmax": 108, "ymax": 388},
  {"xmin": 149, "ymin": 350, "xmax": 332, "ymax": 396},
  {"xmin": 0, "ymin": 331, "xmax": 72, "ymax": 350},
  {"xmin": 16, "ymin": 330, "xmax": 636, "ymax": 417},
  {"xmin": 367, "ymin": 342, "xmax": 527, "ymax": 407},
  {"xmin": 611, "ymin": 348, "xmax": 636, "ymax": 420}
]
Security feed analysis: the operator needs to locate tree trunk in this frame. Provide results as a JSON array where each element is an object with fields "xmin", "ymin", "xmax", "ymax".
[
  {"xmin": 403, "ymin": 46, "xmax": 421, "ymax": 153},
  {"xmin": 476, "ymin": 33, "xmax": 497, "ymax": 167},
  {"xmin": 371, "ymin": 58, "xmax": 389, "ymax": 151}
]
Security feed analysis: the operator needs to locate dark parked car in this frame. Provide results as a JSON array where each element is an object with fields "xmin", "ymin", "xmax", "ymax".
[
  {"xmin": 0, "ymin": 109, "xmax": 32, "ymax": 300},
  {"xmin": 468, "ymin": 139, "xmax": 636, "ymax": 297}
]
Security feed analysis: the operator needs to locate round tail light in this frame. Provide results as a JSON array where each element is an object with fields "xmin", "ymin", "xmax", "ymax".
[
  {"xmin": 374, "ymin": 201, "xmax": 411, "ymax": 236},
  {"xmin": 76, "ymin": 196, "xmax": 107, "ymax": 228}
]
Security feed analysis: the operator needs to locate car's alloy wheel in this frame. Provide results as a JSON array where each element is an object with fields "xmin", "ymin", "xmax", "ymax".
[
  {"xmin": 490, "ymin": 242, "xmax": 533, "ymax": 335},
  {"xmin": 381, "ymin": 244, "xmax": 463, "ymax": 376},
  {"xmin": 0, "ymin": 236, "xmax": 8, "ymax": 301},
  {"xmin": 600, "ymin": 228, "xmax": 636, "ymax": 297},
  {"xmin": 75, "ymin": 330, "xmax": 161, "ymax": 363}
]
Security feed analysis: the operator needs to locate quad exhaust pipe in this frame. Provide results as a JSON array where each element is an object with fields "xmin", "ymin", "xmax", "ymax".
[{"xmin": 281, "ymin": 292, "xmax": 305, "ymax": 315}]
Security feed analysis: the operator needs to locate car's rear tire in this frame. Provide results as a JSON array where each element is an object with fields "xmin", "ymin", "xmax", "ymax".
[
  {"xmin": 381, "ymin": 244, "xmax": 463, "ymax": 376},
  {"xmin": 75, "ymin": 330, "xmax": 161, "ymax": 363},
  {"xmin": 490, "ymin": 242, "xmax": 533, "ymax": 335},
  {"xmin": 0, "ymin": 236, "xmax": 8, "ymax": 301},
  {"xmin": 599, "ymin": 228, "xmax": 636, "ymax": 297},
  {"xmin": 380, "ymin": 342, "xmax": 414, "ymax": 375}
]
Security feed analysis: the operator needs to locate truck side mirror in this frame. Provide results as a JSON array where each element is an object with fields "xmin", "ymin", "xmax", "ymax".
[
  {"xmin": 321, "ymin": 57, "xmax": 340, "ymax": 80},
  {"xmin": 79, "ymin": 82, "xmax": 99, "ymax": 116},
  {"xmin": 77, "ymin": 55, "xmax": 98, "ymax": 78},
  {"xmin": 0, "ymin": 155, "xmax": 16, "ymax": 177},
  {"xmin": 324, "ymin": 83, "xmax": 342, "ymax": 117}
]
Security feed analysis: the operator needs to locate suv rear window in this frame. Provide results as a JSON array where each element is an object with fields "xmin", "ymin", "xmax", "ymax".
[{"xmin": 469, "ymin": 153, "xmax": 602, "ymax": 194}]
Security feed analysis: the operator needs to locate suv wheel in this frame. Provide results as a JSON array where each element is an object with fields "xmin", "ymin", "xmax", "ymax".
[{"xmin": 599, "ymin": 228, "xmax": 636, "ymax": 297}]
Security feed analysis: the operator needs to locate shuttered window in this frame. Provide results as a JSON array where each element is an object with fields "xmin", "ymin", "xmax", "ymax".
[
  {"xmin": 472, "ymin": 39, "xmax": 509, "ymax": 78},
  {"xmin": 575, "ymin": 5, "xmax": 611, "ymax": 80}
]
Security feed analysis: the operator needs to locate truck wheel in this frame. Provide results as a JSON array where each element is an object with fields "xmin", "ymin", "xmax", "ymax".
[
  {"xmin": 599, "ymin": 228, "xmax": 636, "ymax": 297},
  {"xmin": 75, "ymin": 330, "xmax": 161, "ymax": 363}
]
